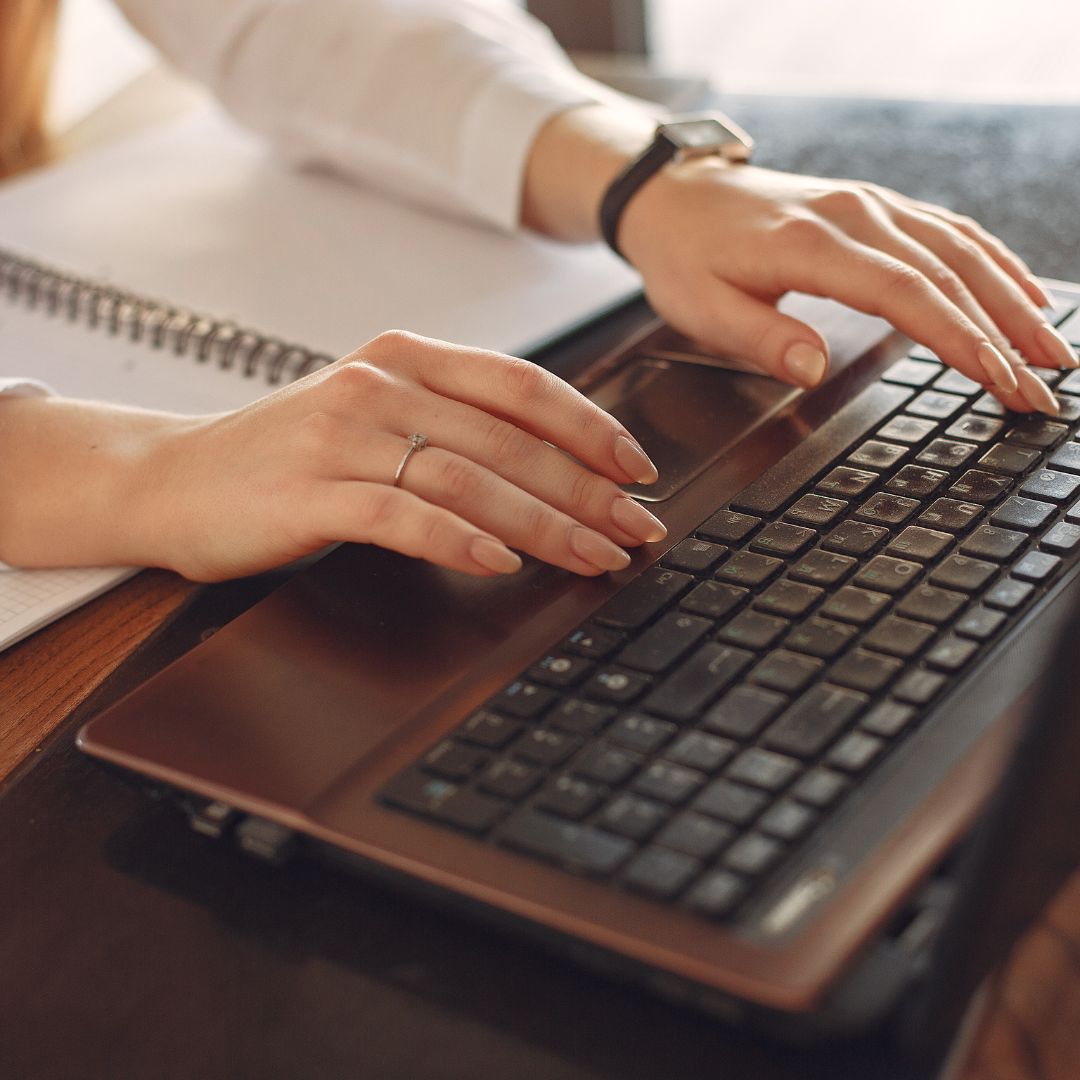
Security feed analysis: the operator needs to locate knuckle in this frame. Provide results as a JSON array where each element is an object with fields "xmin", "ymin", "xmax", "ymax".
[
  {"xmin": 356, "ymin": 486, "xmax": 400, "ymax": 540},
  {"xmin": 325, "ymin": 359, "xmax": 392, "ymax": 397},
  {"xmin": 483, "ymin": 414, "xmax": 533, "ymax": 469},
  {"xmin": 435, "ymin": 453, "xmax": 481, "ymax": 504},
  {"xmin": 924, "ymin": 260, "xmax": 965, "ymax": 300},
  {"xmin": 361, "ymin": 328, "xmax": 421, "ymax": 358},
  {"xmin": 499, "ymin": 355, "xmax": 551, "ymax": 404},
  {"xmin": 812, "ymin": 187, "xmax": 872, "ymax": 221},
  {"xmin": 566, "ymin": 467, "xmax": 599, "ymax": 519},
  {"xmin": 879, "ymin": 260, "xmax": 928, "ymax": 301},
  {"xmin": 772, "ymin": 214, "xmax": 835, "ymax": 255}
]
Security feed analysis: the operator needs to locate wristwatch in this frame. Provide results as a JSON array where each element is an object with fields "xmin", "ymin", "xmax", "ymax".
[{"xmin": 599, "ymin": 114, "xmax": 754, "ymax": 259}]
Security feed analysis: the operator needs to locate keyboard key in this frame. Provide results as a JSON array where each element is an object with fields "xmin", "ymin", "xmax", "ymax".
[
  {"xmin": 755, "ymin": 579, "xmax": 824, "ymax": 618},
  {"xmin": 715, "ymin": 550, "xmax": 784, "ymax": 587},
  {"xmin": 886, "ymin": 526, "xmax": 952, "ymax": 561},
  {"xmin": 727, "ymin": 748, "xmax": 802, "ymax": 791},
  {"xmin": 703, "ymin": 686, "xmax": 787, "ymax": 740},
  {"xmin": 571, "ymin": 743, "xmax": 640, "ymax": 785},
  {"xmin": 915, "ymin": 438, "xmax": 978, "ymax": 470},
  {"xmin": 1040, "ymin": 521, "xmax": 1080, "ymax": 554},
  {"xmin": 644, "ymin": 643, "xmax": 753, "ymax": 721},
  {"xmin": 928, "ymin": 554, "xmax": 997, "ymax": 592},
  {"xmin": 536, "ymin": 775, "xmax": 606, "ymax": 819},
  {"xmin": 621, "ymin": 847, "xmax": 701, "ymax": 899},
  {"xmin": 490, "ymin": 681, "xmax": 557, "ymax": 719},
  {"xmin": 457, "ymin": 710, "xmax": 522, "ymax": 749},
  {"xmin": 665, "ymin": 731, "xmax": 737, "ymax": 773},
  {"xmin": 882, "ymin": 358, "xmax": 940, "ymax": 387},
  {"xmin": 828, "ymin": 731, "xmax": 885, "ymax": 773},
  {"xmin": 694, "ymin": 779, "xmax": 769, "ymax": 825},
  {"xmin": 633, "ymin": 761, "xmax": 707, "ymax": 805},
  {"xmin": 984, "ymin": 578, "xmax": 1035, "ymax": 612},
  {"xmin": 918, "ymin": 498, "xmax": 983, "ymax": 532},
  {"xmin": 1020, "ymin": 469, "xmax": 1080, "ymax": 504},
  {"xmin": 818, "ymin": 466, "xmax": 878, "ymax": 497},
  {"xmin": 784, "ymin": 616, "xmax": 857, "ymax": 660},
  {"xmin": 885, "ymin": 465, "xmax": 948, "ymax": 499},
  {"xmin": 949, "ymin": 469, "xmax": 1011, "ymax": 504},
  {"xmin": 548, "ymin": 699, "xmax": 616, "ymax": 736},
  {"xmin": 862, "ymin": 615, "xmax": 936, "ymax": 658},
  {"xmin": 607, "ymin": 713, "xmax": 677, "ymax": 754},
  {"xmin": 925, "ymin": 635, "xmax": 979, "ymax": 673},
  {"xmin": 1005, "ymin": 418, "xmax": 1069, "ymax": 449},
  {"xmin": 758, "ymin": 800, "xmax": 818, "ymax": 842},
  {"xmin": 596, "ymin": 793, "xmax": 669, "ymax": 840},
  {"xmin": 955, "ymin": 606, "xmax": 1007, "ymax": 640},
  {"xmin": 828, "ymin": 648, "xmax": 903, "ymax": 693},
  {"xmin": 878, "ymin": 414, "xmax": 938, "ymax": 443},
  {"xmin": 945, "ymin": 414, "xmax": 1004, "ymax": 444},
  {"xmin": 582, "ymin": 667, "xmax": 651, "ymax": 704},
  {"xmin": 977, "ymin": 443, "xmax": 1040, "ymax": 476},
  {"xmin": 972, "ymin": 393, "xmax": 1006, "ymax": 417},
  {"xmin": 907, "ymin": 391, "xmax": 966, "ymax": 420},
  {"xmin": 933, "ymin": 369, "xmax": 982, "ymax": 395},
  {"xmin": 749, "ymin": 649, "xmax": 823, "ymax": 694},
  {"xmin": 1048, "ymin": 443, "xmax": 1080, "ymax": 474},
  {"xmin": 856, "ymin": 492, "xmax": 920, "ymax": 527},
  {"xmin": 1011, "ymin": 551, "xmax": 1061, "ymax": 583},
  {"xmin": 512, "ymin": 727, "xmax": 579, "ymax": 767},
  {"xmin": 750, "ymin": 521, "xmax": 817, "ymax": 558},
  {"xmin": 822, "ymin": 519, "xmax": 889, "ymax": 556},
  {"xmin": 423, "ymin": 740, "xmax": 490, "ymax": 780},
  {"xmin": 990, "ymin": 496, "xmax": 1056, "ymax": 531},
  {"xmin": 860, "ymin": 701, "xmax": 916, "ymax": 738},
  {"xmin": 593, "ymin": 567, "xmax": 692, "ymax": 629},
  {"xmin": 680, "ymin": 580, "xmax": 750, "ymax": 620},
  {"xmin": 820, "ymin": 585, "xmax": 890, "ymax": 625},
  {"xmin": 722, "ymin": 833, "xmax": 784, "ymax": 877},
  {"xmin": 499, "ymin": 809, "xmax": 633, "ymax": 874},
  {"xmin": 697, "ymin": 509, "xmax": 761, "ymax": 544},
  {"xmin": 895, "ymin": 584, "xmax": 967, "ymax": 624},
  {"xmin": 716, "ymin": 609, "xmax": 789, "ymax": 650},
  {"xmin": 655, "ymin": 812, "xmax": 735, "ymax": 860},
  {"xmin": 785, "ymin": 493, "xmax": 849, "ymax": 527},
  {"xmin": 791, "ymin": 768, "xmax": 850, "ymax": 808},
  {"xmin": 788, "ymin": 548, "xmax": 858, "ymax": 585},
  {"xmin": 764, "ymin": 683, "xmax": 867, "ymax": 758},
  {"xmin": 893, "ymin": 669, "xmax": 948, "ymax": 705},
  {"xmin": 853, "ymin": 555, "xmax": 923, "ymax": 594},
  {"xmin": 382, "ymin": 769, "xmax": 508, "ymax": 834},
  {"xmin": 528, "ymin": 653, "xmax": 593, "ymax": 688},
  {"xmin": 477, "ymin": 758, "xmax": 542, "ymax": 800},
  {"xmin": 564, "ymin": 624, "xmax": 623, "ymax": 660},
  {"xmin": 686, "ymin": 869, "xmax": 748, "ymax": 918},
  {"xmin": 958, "ymin": 525, "xmax": 1027, "ymax": 561},
  {"xmin": 661, "ymin": 538, "xmax": 728, "ymax": 574},
  {"xmin": 619, "ymin": 612, "xmax": 713, "ymax": 673},
  {"xmin": 848, "ymin": 440, "xmax": 908, "ymax": 470}
]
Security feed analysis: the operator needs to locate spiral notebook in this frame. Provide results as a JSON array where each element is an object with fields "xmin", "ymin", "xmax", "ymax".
[{"xmin": 0, "ymin": 104, "xmax": 640, "ymax": 650}]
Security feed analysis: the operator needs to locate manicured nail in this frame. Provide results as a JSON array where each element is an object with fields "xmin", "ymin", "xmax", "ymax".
[
  {"xmin": 569, "ymin": 526, "xmax": 631, "ymax": 572},
  {"xmin": 614, "ymin": 435, "xmax": 659, "ymax": 484},
  {"xmin": 1027, "ymin": 275, "xmax": 1052, "ymax": 308},
  {"xmin": 782, "ymin": 343, "xmax": 828, "ymax": 388},
  {"xmin": 1036, "ymin": 323, "xmax": 1079, "ymax": 369},
  {"xmin": 470, "ymin": 536, "xmax": 522, "ymax": 574},
  {"xmin": 976, "ymin": 342, "xmax": 1019, "ymax": 395},
  {"xmin": 611, "ymin": 496, "xmax": 667, "ymax": 543},
  {"xmin": 1014, "ymin": 364, "xmax": 1060, "ymax": 416}
]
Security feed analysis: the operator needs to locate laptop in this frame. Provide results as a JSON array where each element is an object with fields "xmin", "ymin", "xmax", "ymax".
[{"xmin": 78, "ymin": 281, "xmax": 1080, "ymax": 1064}]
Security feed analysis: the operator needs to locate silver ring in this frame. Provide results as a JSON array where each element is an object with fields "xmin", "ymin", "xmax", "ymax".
[{"xmin": 393, "ymin": 432, "xmax": 429, "ymax": 487}]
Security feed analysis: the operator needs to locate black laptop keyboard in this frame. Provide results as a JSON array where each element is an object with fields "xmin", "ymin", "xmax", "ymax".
[{"xmin": 379, "ymin": 299, "xmax": 1080, "ymax": 923}]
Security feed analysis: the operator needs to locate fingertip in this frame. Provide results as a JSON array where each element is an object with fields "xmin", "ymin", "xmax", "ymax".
[
  {"xmin": 470, "ymin": 535, "xmax": 523, "ymax": 575},
  {"xmin": 781, "ymin": 342, "xmax": 829, "ymax": 388},
  {"xmin": 614, "ymin": 434, "xmax": 659, "ymax": 485},
  {"xmin": 1014, "ymin": 365, "xmax": 1061, "ymax": 417}
]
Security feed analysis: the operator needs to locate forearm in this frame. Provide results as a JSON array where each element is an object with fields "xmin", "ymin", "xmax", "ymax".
[{"xmin": 0, "ymin": 397, "xmax": 190, "ymax": 569}]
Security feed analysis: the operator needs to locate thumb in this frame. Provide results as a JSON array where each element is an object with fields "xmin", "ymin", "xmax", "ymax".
[{"xmin": 689, "ymin": 280, "xmax": 831, "ymax": 389}]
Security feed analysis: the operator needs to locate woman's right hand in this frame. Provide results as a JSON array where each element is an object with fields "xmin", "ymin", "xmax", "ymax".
[{"xmin": 135, "ymin": 331, "xmax": 665, "ymax": 582}]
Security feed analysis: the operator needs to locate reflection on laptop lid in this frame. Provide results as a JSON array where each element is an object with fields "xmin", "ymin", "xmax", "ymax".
[{"xmin": 79, "ymin": 282, "xmax": 1080, "ymax": 1054}]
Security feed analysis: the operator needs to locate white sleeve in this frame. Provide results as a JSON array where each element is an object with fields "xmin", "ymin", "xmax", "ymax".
[
  {"xmin": 0, "ymin": 378, "xmax": 53, "ymax": 398},
  {"xmin": 112, "ymin": 0, "xmax": 625, "ymax": 231}
]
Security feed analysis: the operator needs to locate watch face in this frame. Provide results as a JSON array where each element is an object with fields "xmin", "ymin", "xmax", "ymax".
[{"xmin": 661, "ymin": 116, "xmax": 754, "ymax": 159}]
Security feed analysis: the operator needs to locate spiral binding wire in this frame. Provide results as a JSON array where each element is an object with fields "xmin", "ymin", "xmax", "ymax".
[{"xmin": 0, "ymin": 247, "xmax": 334, "ymax": 386}]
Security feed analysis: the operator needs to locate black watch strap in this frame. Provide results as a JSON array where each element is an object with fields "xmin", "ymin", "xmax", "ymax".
[{"xmin": 599, "ymin": 137, "xmax": 680, "ymax": 260}]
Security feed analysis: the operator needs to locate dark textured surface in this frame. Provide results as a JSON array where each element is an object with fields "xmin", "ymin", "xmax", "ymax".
[{"xmin": 723, "ymin": 95, "xmax": 1080, "ymax": 281}]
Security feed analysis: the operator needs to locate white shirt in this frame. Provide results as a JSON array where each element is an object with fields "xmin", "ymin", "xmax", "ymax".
[{"xmin": 111, "ymin": 0, "xmax": 618, "ymax": 231}]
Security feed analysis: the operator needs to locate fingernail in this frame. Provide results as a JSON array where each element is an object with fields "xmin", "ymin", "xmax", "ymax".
[
  {"xmin": 470, "ymin": 536, "xmax": 522, "ymax": 574},
  {"xmin": 1036, "ymin": 323, "xmax": 1079, "ymax": 369},
  {"xmin": 1014, "ymin": 365, "xmax": 1060, "ymax": 416},
  {"xmin": 1027, "ymin": 274, "xmax": 1052, "ymax": 308},
  {"xmin": 569, "ymin": 526, "xmax": 631, "ymax": 572},
  {"xmin": 976, "ymin": 342, "xmax": 1019, "ymax": 394},
  {"xmin": 611, "ymin": 496, "xmax": 667, "ymax": 543},
  {"xmin": 614, "ymin": 435, "xmax": 659, "ymax": 484},
  {"xmin": 782, "ymin": 343, "xmax": 828, "ymax": 388}
]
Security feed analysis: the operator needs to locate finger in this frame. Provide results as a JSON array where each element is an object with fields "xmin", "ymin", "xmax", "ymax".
[
  {"xmin": 882, "ymin": 204, "xmax": 1077, "ymax": 371},
  {"xmin": 383, "ymin": 438, "xmax": 631, "ymax": 575},
  {"xmin": 388, "ymin": 391, "xmax": 667, "ymax": 548},
  {"xmin": 359, "ymin": 330, "xmax": 659, "ymax": 486},
  {"xmin": 313, "ymin": 480, "xmax": 523, "ymax": 577}
]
